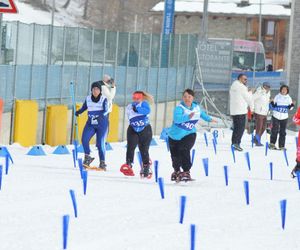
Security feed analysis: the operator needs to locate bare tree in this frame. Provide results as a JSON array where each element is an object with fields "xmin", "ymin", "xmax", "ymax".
[{"xmin": 63, "ymin": 0, "xmax": 71, "ymax": 9}]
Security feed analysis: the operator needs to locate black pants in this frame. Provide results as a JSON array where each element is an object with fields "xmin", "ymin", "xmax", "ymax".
[
  {"xmin": 126, "ymin": 125, "xmax": 152, "ymax": 165},
  {"xmin": 231, "ymin": 114, "xmax": 246, "ymax": 145},
  {"xmin": 169, "ymin": 133, "xmax": 196, "ymax": 172},
  {"xmin": 270, "ymin": 117, "xmax": 288, "ymax": 147}
]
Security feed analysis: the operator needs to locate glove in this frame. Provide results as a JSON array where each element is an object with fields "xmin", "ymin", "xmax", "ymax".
[
  {"xmin": 132, "ymin": 104, "xmax": 138, "ymax": 113},
  {"xmin": 75, "ymin": 111, "xmax": 79, "ymax": 117}
]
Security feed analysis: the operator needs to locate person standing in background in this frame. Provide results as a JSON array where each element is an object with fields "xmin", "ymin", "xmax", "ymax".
[
  {"xmin": 252, "ymin": 82, "xmax": 271, "ymax": 146},
  {"xmin": 229, "ymin": 74, "xmax": 253, "ymax": 151}
]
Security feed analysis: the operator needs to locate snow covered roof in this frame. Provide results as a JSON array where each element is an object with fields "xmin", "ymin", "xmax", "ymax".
[{"xmin": 152, "ymin": 0, "xmax": 291, "ymax": 17}]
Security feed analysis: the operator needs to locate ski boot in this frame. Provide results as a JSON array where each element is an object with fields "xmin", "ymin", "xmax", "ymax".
[
  {"xmin": 291, "ymin": 162, "xmax": 300, "ymax": 178},
  {"xmin": 120, "ymin": 162, "xmax": 135, "ymax": 176},
  {"xmin": 171, "ymin": 171, "xmax": 181, "ymax": 181},
  {"xmin": 83, "ymin": 154, "xmax": 95, "ymax": 168},
  {"xmin": 99, "ymin": 160, "xmax": 107, "ymax": 171},
  {"xmin": 140, "ymin": 163, "xmax": 152, "ymax": 179},
  {"xmin": 177, "ymin": 171, "xmax": 192, "ymax": 182}
]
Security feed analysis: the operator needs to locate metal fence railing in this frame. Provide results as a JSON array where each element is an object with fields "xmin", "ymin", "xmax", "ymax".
[{"xmin": 0, "ymin": 21, "xmax": 198, "ymax": 142}]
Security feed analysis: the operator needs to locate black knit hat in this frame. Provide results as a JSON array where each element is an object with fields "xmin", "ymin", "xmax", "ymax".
[{"xmin": 91, "ymin": 81, "xmax": 103, "ymax": 91}]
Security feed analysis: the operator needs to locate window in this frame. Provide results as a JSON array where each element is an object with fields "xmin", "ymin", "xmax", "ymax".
[{"xmin": 266, "ymin": 20, "xmax": 275, "ymax": 35}]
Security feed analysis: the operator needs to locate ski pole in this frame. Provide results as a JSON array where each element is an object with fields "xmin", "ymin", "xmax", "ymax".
[{"xmin": 70, "ymin": 82, "xmax": 79, "ymax": 158}]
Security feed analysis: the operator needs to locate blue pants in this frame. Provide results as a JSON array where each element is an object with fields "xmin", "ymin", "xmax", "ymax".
[{"xmin": 82, "ymin": 123, "xmax": 107, "ymax": 161}]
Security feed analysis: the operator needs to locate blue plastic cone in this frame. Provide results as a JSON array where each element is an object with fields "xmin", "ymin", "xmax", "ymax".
[
  {"xmin": 160, "ymin": 128, "xmax": 168, "ymax": 141},
  {"xmin": 0, "ymin": 147, "xmax": 13, "ymax": 163},
  {"xmin": 190, "ymin": 224, "xmax": 196, "ymax": 250},
  {"xmin": 154, "ymin": 160, "xmax": 159, "ymax": 183},
  {"xmin": 105, "ymin": 142, "xmax": 113, "ymax": 151},
  {"xmin": 231, "ymin": 145, "xmax": 236, "ymax": 163},
  {"xmin": 204, "ymin": 132, "xmax": 208, "ymax": 147},
  {"xmin": 63, "ymin": 215, "xmax": 70, "ymax": 249},
  {"xmin": 202, "ymin": 158, "xmax": 209, "ymax": 176},
  {"xmin": 224, "ymin": 165, "xmax": 228, "ymax": 186},
  {"xmin": 69, "ymin": 190, "xmax": 78, "ymax": 218},
  {"xmin": 27, "ymin": 146, "xmax": 46, "ymax": 156},
  {"xmin": 269, "ymin": 162, "xmax": 273, "ymax": 180},
  {"xmin": 158, "ymin": 177, "xmax": 165, "ymax": 199},
  {"xmin": 245, "ymin": 152, "xmax": 251, "ymax": 171},
  {"xmin": 191, "ymin": 149, "xmax": 195, "ymax": 166},
  {"xmin": 53, "ymin": 145, "xmax": 70, "ymax": 155},
  {"xmin": 82, "ymin": 170, "xmax": 88, "ymax": 195},
  {"xmin": 283, "ymin": 149, "xmax": 289, "ymax": 166},
  {"xmin": 179, "ymin": 195, "xmax": 187, "ymax": 224},
  {"xmin": 76, "ymin": 144, "xmax": 84, "ymax": 153},
  {"xmin": 244, "ymin": 181, "xmax": 250, "ymax": 205},
  {"xmin": 150, "ymin": 138, "xmax": 158, "ymax": 146},
  {"xmin": 280, "ymin": 199, "xmax": 287, "ymax": 230}
]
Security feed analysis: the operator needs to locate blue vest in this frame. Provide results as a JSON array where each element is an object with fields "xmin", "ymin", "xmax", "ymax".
[{"xmin": 126, "ymin": 102, "xmax": 150, "ymax": 132}]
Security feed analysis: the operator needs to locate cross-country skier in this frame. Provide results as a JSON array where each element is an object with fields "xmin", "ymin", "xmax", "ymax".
[
  {"xmin": 291, "ymin": 106, "xmax": 300, "ymax": 177},
  {"xmin": 75, "ymin": 81, "xmax": 109, "ymax": 170},
  {"xmin": 269, "ymin": 85, "xmax": 294, "ymax": 150},
  {"xmin": 120, "ymin": 91, "xmax": 153, "ymax": 178},
  {"xmin": 167, "ymin": 89, "xmax": 217, "ymax": 182}
]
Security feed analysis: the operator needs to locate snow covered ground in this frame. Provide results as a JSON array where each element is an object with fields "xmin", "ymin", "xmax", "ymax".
[{"xmin": 0, "ymin": 129, "xmax": 300, "ymax": 250}]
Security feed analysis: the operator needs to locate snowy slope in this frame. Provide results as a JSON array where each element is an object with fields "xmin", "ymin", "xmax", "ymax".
[{"xmin": 0, "ymin": 129, "xmax": 300, "ymax": 250}]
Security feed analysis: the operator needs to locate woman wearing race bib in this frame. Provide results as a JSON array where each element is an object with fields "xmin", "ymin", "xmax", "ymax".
[
  {"xmin": 75, "ymin": 81, "xmax": 109, "ymax": 170},
  {"xmin": 120, "ymin": 91, "xmax": 154, "ymax": 178},
  {"xmin": 269, "ymin": 85, "xmax": 294, "ymax": 150},
  {"xmin": 168, "ymin": 89, "xmax": 217, "ymax": 182}
]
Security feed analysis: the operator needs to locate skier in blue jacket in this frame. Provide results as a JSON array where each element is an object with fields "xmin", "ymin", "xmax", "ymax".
[
  {"xmin": 75, "ymin": 81, "xmax": 109, "ymax": 170},
  {"xmin": 120, "ymin": 91, "xmax": 154, "ymax": 178},
  {"xmin": 168, "ymin": 89, "xmax": 217, "ymax": 181}
]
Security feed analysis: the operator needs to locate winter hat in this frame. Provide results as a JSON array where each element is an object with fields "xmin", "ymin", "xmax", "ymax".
[
  {"xmin": 262, "ymin": 82, "xmax": 271, "ymax": 88},
  {"xmin": 280, "ymin": 84, "xmax": 289, "ymax": 94},
  {"xmin": 91, "ymin": 81, "xmax": 103, "ymax": 91}
]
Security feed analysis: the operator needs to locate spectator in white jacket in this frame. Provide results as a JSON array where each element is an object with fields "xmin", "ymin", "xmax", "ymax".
[
  {"xmin": 269, "ymin": 85, "xmax": 294, "ymax": 150},
  {"xmin": 229, "ymin": 74, "xmax": 253, "ymax": 151},
  {"xmin": 102, "ymin": 74, "xmax": 116, "ymax": 113},
  {"xmin": 252, "ymin": 82, "xmax": 271, "ymax": 146}
]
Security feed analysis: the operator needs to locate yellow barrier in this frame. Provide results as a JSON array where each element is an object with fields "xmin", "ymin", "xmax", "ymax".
[
  {"xmin": 14, "ymin": 100, "xmax": 38, "ymax": 147},
  {"xmin": 107, "ymin": 104, "xmax": 119, "ymax": 142},
  {"xmin": 75, "ymin": 103, "xmax": 119, "ymax": 143},
  {"xmin": 45, "ymin": 105, "xmax": 68, "ymax": 146}
]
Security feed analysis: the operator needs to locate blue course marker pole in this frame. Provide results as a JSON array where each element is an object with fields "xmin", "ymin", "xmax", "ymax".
[
  {"xmin": 191, "ymin": 149, "xmax": 195, "ymax": 166},
  {"xmin": 283, "ymin": 149, "xmax": 289, "ymax": 166},
  {"xmin": 5, "ymin": 154, "xmax": 9, "ymax": 175},
  {"xmin": 243, "ymin": 181, "xmax": 250, "ymax": 205},
  {"xmin": 296, "ymin": 137, "xmax": 298, "ymax": 148},
  {"xmin": 63, "ymin": 215, "xmax": 70, "ymax": 249},
  {"xmin": 137, "ymin": 151, "xmax": 143, "ymax": 168},
  {"xmin": 265, "ymin": 142, "xmax": 269, "ymax": 156},
  {"xmin": 179, "ymin": 195, "xmax": 187, "ymax": 224},
  {"xmin": 212, "ymin": 139, "xmax": 217, "ymax": 155},
  {"xmin": 72, "ymin": 149, "xmax": 76, "ymax": 168},
  {"xmin": 297, "ymin": 172, "xmax": 300, "ymax": 190},
  {"xmin": 251, "ymin": 133, "xmax": 254, "ymax": 148},
  {"xmin": 224, "ymin": 166, "xmax": 228, "ymax": 186},
  {"xmin": 69, "ymin": 190, "xmax": 78, "ymax": 218},
  {"xmin": 202, "ymin": 158, "xmax": 209, "ymax": 176},
  {"xmin": 212, "ymin": 130, "xmax": 218, "ymax": 145},
  {"xmin": 77, "ymin": 158, "xmax": 83, "ymax": 179},
  {"xmin": 158, "ymin": 177, "xmax": 165, "ymax": 199},
  {"xmin": 269, "ymin": 162, "xmax": 273, "ymax": 180},
  {"xmin": 204, "ymin": 132, "xmax": 208, "ymax": 147},
  {"xmin": 231, "ymin": 145, "xmax": 236, "ymax": 163},
  {"xmin": 190, "ymin": 224, "xmax": 196, "ymax": 250},
  {"xmin": 280, "ymin": 199, "xmax": 287, "ymax": 230},
  {"xmin": 154, "ymin": 160, "xmax": 159, "ymax": 183},
  {"xmin": 82, "ymin": 170, "xmax": 88, "ymax": 195},
  {"xmin": 245, "ymin": 152, "xmax": 251, "ymax": 171},
  {"xmin": 0, "ymin": 165, "xmax": 2, "ymax": 190},
  {"xmin": 166, "ymin": 137, "xmax": 170, "ymax": 152}
]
